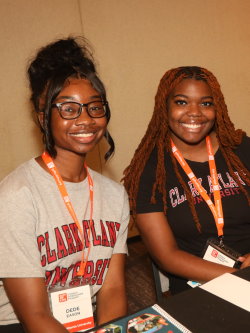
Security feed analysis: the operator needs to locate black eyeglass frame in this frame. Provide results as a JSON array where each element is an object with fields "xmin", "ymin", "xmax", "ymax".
[{"xmin": 51, "ymin": 100, "xmax": 108, "ymax": 119}]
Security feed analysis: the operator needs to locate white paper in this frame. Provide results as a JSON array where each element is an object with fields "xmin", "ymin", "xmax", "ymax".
[{"xmin": 200, "ymin": 273, "xmax": 250, "ymax": 312}]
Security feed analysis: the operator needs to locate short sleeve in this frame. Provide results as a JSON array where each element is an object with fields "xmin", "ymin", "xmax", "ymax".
[
  {"xmin": 113, "ymin": 187, "xmax": 129, "ymax": 254},
  {"xmin": 235, "ymin": 135, "xmax": 250, "ymax": 169},
  {"xmin": 0, "ymin": 176, "xmax": 44, "ymax": 278}
]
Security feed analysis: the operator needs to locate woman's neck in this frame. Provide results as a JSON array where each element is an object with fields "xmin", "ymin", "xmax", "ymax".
[
  {"xmin": 36, "ymin": 150, "xmax": 87, "ymax": 183},
  {"xmin": 171, "ymin": 132, "xmax": 219, "ymax": 162}
]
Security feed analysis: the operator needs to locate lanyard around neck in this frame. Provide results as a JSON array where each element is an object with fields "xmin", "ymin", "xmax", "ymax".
[
  {"xmin": 171, "ymin": 136, "xmax": 224, "ymax": 238},
  {"xmin": 42, "ymin": 151, "xmax": 94, "ymax": 276}
]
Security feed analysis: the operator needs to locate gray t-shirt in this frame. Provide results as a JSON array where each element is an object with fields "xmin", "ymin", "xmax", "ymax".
[{"xmin": 0, "ymin": 159, "xmax": 129, "ymax": 325}]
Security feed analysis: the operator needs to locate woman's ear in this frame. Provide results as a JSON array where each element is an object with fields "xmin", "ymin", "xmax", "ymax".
[{"xmin": 37, "ymin": 112, "xmax": 45, "ymax": 130}]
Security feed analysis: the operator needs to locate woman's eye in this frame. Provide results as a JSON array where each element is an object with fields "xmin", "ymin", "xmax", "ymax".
[
  {"xmin": 65, "ymin": 107, "xmax": 74, "ymax": 112},
  {"xmin": 175, "ymin": 100, "xmax": 187, "ymax": 105},
  {"xmin": 202, "ymin": 101, "xmax": 213, "ymax": 107},
  {"xmin": 89, "ymin": 106, "xmax": 101, "ymax": 111},
  {"xmin": 62, "ymin": 104, "xmax": 76, "ymax": 113}
]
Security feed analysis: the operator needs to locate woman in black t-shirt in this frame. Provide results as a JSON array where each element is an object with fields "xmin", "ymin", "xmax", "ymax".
[{"xmin": 123, "ymin": 66, "xmax": 250, "ymax": 294}]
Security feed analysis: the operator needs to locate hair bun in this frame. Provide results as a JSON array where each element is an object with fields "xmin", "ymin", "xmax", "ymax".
[{"xmin": 28, "ymin": 36, "xmax": 96, "ymax": 96}]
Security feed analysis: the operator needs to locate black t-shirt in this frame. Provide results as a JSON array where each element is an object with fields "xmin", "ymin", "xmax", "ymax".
[{"xmin": 136, "ymin": 136, "xmax": 250, "ymax": 294}]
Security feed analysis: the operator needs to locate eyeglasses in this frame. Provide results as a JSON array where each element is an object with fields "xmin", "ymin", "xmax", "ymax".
[{"xmin": 51, "ymin": 100, "xmax": 108, "ymax": 119}]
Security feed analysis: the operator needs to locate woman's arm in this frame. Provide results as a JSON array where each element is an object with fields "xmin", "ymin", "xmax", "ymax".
[
  {"xmin": 96, "ymin": 253, "xmax": 127, "ymax": 325},
  {"xmin": 3, "ymin": 277, "xmax": 68, "ymax": 333},
  {"xmin": 136, "ymin": 212, "xmax": 241, "ymax": 283}
]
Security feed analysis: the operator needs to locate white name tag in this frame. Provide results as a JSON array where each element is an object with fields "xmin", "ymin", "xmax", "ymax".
[
  {"xmin": 203, "ymin": 244, "xmax": 236, "ymax": 267},
  {"xmin": 50, "ymin": 285, "xmax": 94, "ymax": 332},
  {"xmin": 188, "ymin": 238, "xmax": 241, "ymax": 288}
]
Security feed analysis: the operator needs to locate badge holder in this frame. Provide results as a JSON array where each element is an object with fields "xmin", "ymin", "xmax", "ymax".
[
  {"xmin": 49, "ymin": 284, "xmax": 94, "ymax": 332},
  {"xmin": 188, "ymin": 238, "xmax": 242, "ymax": 288},
  {"xmin": 202, "ymin": 237, "xmax": 242, "ymax": 269}
]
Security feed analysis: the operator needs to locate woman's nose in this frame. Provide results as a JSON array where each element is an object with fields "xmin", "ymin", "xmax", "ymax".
[
  {"xmin": 75, "ymin": 107, "xmax": 95, "ymax": 125},
  {"xmin": 187, "ymin": 103, "xmax": 202, "ymax": 116}
]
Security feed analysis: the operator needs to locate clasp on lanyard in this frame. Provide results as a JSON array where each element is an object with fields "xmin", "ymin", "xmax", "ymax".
[{"xmin": 218, "ymin": 235, "xmax": 224, "ymax": 247}]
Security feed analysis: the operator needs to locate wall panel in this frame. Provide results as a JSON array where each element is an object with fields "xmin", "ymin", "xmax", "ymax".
[
  {"xmin": 0, "ymin": 0, "xmax": 83, "ymax": 179},
  {"xmin": 79, "ymin": 0, "xmax": 250, "ymax": 183}
]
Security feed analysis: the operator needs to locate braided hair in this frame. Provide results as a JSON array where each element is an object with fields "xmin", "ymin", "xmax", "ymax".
[
  {"xmin": 27, "ymin": 36, "xmax": 114, "ymax": 160},
  {"xmin": 123, "ymin": 66, "xmax": 250, "ymax": 232}
]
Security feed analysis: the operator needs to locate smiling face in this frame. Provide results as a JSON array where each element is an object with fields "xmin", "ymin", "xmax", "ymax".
[
  {"xmin": 167, "ymin": 78, "xmax": 216, "ymax": 149},
  {"xmin": 49, "ymin": 78, "xmax": 107, "ymax": 158}
]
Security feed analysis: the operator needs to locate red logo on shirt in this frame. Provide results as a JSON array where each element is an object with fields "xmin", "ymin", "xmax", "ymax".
[
  {"xmin": 211, "ymin": 249, "xmax": 218, "ymax": 258},
  {"xmin": 59, "ymin": 293, "xmax": 67, "ymax": 302}
]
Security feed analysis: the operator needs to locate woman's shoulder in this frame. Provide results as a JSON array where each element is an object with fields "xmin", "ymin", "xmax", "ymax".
[
  {"xmin": 234, "ymin": 135, "xmax": 250, "ymax": 167},
  {"xmin": 234, "ymin": 135, "xmax": 250, "ymax": 154},
  {"xmin": 237, "ymin": 134, "xmax": 250, "ymax": 147},
  {"xmin": 0, "ymin": 159, "xmax": 37, "ymax": 195}
]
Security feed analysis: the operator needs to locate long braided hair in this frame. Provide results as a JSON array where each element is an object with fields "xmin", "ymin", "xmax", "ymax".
[{"xmin": 123, "ymin": 66, "xmax": 250, "ymax": 232}]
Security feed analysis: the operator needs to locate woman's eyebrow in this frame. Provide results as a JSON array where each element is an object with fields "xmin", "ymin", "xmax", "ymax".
[
  {"xmin": 89, "ymin": 95, "xmax": 102, "ymax": 100},
  {"xmin": 55, "ymin": 95, "xmax": 75, "ymax": 100},
  {"xmin": 201, "ymin": 96, "xmax": 213, "ymax": 99},
  {"xmin": 173, "ymin": 94, "xmax": 213, "ymax": 99},
  {"xmin": 55, "ymin": 94, "xmax": 102, "ymax": 101},
  {"xmin": 173, "ymin": 94, "xmax": 188, "ymax": 98}
]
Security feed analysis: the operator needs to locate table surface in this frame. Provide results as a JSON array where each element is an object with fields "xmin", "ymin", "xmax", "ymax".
[
  {"xmin": 160, "ymin": 266, "xmax": 250, "ymax": 333},
  {"xmin": 84, "ymin": 267, "xmax": 250, "ymax": 333}
]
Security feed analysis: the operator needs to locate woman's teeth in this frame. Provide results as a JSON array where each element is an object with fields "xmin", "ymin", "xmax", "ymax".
[
  {"xmin": 181, "ymin": 123, "xmax": 202, "ymax": 129},
  {"xmin": 71, "ymin": 133, "xmax": 93, "ymax": 137}
]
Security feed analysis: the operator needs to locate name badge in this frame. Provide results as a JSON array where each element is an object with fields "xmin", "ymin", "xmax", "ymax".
[
  {"xmin": 203, "ymin": 238, "xmax": 242, "ymax": 269},
  {"xmin": 188, "ymin": 238, "xmax": 242, "ymax": 288},
  {"xmin": 49, "ymin": 285, "xmax": 94, "ymax": 332}
]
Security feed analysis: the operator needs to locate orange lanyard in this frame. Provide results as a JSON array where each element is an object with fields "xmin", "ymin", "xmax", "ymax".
[
  {"xmin": 171, "ymin": 136, "xmax": 224, "ymax": 238},
  {"xmin": 42, "ymin": 151, "xmax": 94, "ymax": 276}
]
